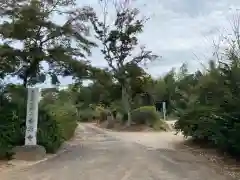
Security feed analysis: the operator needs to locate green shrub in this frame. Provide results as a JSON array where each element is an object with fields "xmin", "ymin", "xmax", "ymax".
[
  {"xmin": 0, "ymin": 98, "xmax": 75, "ymax": 157},
  {"xmin": 37, "ymin": 109, "xmax": 64, "ymax": 153},
  {"xmin": 79, "ymin": 109, "xmax": 99, "ymax": 122},
  {"xmin": 0, "ymin": 103, "xmax": 24, "ymax": 159},
  {"xmin": 78, "ymin": 106, "xmax": 110, "ymax": 123},
  {"xmin": 0, "ymin": 85, "xmax": 78, "ymax": 158},
  {"xmin": 131, "ymin": 106, "xmax": 160, "ymax": 126},
  {"xmin": 175, "ymin": 104, "xmax": 240, "ymax": 155},
  {"xmin": 48, "ymin": 104, "xmax": 78, "ymax": 140},
  {"xmin": 0, "ymin": 104, "xmax": 65, "ymax": 157},
  {"xmin": 152, "ymin": 119, "xmax": 170, "ymax": 131},
  {"xmin": 96, "ymin": 106, "xmax": 109, "ymax": 122},
  {"xmin": 110, "ymin": 101, "xmax": 124, "ymax": 114},
  {"xmin": 0, "ymin": 86, "xmax": 28, "ymax": 158},
  {"xmin": 175, "ymin": 106, "xmax": 219, "ymax": 139}
]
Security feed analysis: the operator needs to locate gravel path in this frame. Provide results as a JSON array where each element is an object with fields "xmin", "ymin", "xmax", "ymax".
[{"xmin": 0, "ymin": 124, "xmax": 234, "ymax": 180}]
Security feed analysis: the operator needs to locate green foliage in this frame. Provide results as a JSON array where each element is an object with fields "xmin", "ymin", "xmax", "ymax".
[
  {"xmin": 95, "ymin": 105, "xmax": 110, "ymax": 122},
  {"xmin": 152, "ymin": 119, "xmax": 169, "ymax": 132},
  {"xmin": 0, "ymin": 1, "xmax": 98, "ymax": 155},
  {"xmin": 0, "ymin": 85, "xmax": 80, "ymax": 158},
  {"xmin": 90, "ymin": 2, "xmax": 158, "ymax": 126},
  {"xmin": 174, "ymin": 44, "xmax": 240, "ymax": 155},
  {"xmin": 0, "ymin": 104, "xmax": 24, "ymax": 159},
  {"xmin": 0, "ymin": 101, "xmax": 64, "ymax": 157},
  {"xmin": 110, "ymin": 100, "xmax": 124, "ymax": 115},
  {"xmin": 175, "ymin": 106, "xmax": 221, "ymax": 139},
  {"xmin": 78, "ymin": 105, "xmax": 110, "ymax": 122},
  {"xmin": 3, "ymin": 0, "xmax": 240, "ymax": 160},
  {"xmin": 37, "ymin": 109, "xmax": 64, "ymax": 153},
  {"xmin": 48, "ymin": 104, "xmax": 78, "ymax": 141},
  {"xmin": 0, "ymin": 0, "xmax": 96, "ymax": 87},
  {"xmin": 131, "ymin": 106, "xmax": 160, "ymax": 126},
  {"xmin": 79, "ymin": 109, "xmax": 99, "ymax": 122},
  {"xmin": 40, "ymin": 88, "xmax": 78, "ymax": 141},
  {"xmin": 0, "ymin": 85, "xmax": 26, "ymax": 158}
]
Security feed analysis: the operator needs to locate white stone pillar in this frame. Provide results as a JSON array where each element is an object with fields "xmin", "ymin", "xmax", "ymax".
[{"xmin": 25, "ymin": 88, "xmax": 40, "ymax": 146}]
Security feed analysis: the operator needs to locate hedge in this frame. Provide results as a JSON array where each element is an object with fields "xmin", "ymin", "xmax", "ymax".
[
  {"xmin": 131, "ymin": 106, "xmax": 160, "ymax": 125},
  {"xmin": 0, "ymin": 101, "xmax": 77, "ymax": 159}
]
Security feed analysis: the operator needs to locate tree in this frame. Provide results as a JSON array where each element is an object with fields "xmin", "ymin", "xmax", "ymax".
[
  {"xmin": 90, "ymin": 0, "xmax": 157, "ymax": 126},
  {"xmin": 0, "ymin": 0, "xmax": 96, "ymax": 87}
]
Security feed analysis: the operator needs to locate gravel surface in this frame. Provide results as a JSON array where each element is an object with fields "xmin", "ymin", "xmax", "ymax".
[{"xmin": 0, "ymin": 124, "xmax": 234, "ymax": 180}]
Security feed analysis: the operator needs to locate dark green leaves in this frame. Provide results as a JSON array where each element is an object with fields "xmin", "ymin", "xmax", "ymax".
[{"xmin": 0, "ymin": 0, "xmax": 96, "ymax": 86}]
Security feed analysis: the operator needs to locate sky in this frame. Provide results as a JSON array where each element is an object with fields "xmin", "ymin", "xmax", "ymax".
[
  {"xmin": 5, "ymin": 0, "xmax": 240, "ymax": 88},
  {"xmin": 74, "ymin": 0, "xmax": 240, "ymax": 80}
]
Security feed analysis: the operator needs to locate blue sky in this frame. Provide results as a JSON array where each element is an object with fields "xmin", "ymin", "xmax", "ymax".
[{"xmin": 5, "ymin": 0, "xmax": 240, "ymax": 88}]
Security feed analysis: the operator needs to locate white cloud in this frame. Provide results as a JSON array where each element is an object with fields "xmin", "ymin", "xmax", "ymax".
[
  {"xmin": 122, "ymin": 0, "xmax": 240, "ymax": 76},
  {"xmin": 56, "ymin": 0, "xmax": 240, "ymax": 85},
  {"xmin": 6, "ymin": 0, "xmax": 240, "ymax": 86}
]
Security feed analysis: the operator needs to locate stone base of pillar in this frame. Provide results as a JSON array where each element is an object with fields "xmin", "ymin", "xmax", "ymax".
[{"xmin": 13, "ymin": 145, "xmax": 46, "ymax": 161}]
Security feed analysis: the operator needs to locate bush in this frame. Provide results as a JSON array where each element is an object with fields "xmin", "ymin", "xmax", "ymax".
[
  {"xmin": 0, "ymin": 105, "xmax": 65, "ymax": 157},
  {"xmin": 48, "ymin": 104, "xmax": 78, "ymax": 140},
  {"xmin": 0, "ymin": 87, "xmax": 77, "ymax": 158},
  {"xmin": 79, "ymin": 108, "xmax": 99, "ymax": 122},
  {"xmin": 37, "ymin": 108, "xmax": 64, "ymax": 153},
  {"xmin": 173, "ymin": 56, "xmax": 240, "ymax": 156},
  {"xmin": 131, "ymin": 106, "xmax": 160, "ymax": 126},
  {"xmin": 152, "ymin": 119, "xmax": 170, "ymax": 131},
  {"xmin": 175, "ymin": 106, "xmax": 219, "ymax": 139},
  {"xmin": 0, "ymin": 103, "xmax": 24, "ymax": 159},
  {"xmin": 95, "ymin": 105, "xmax": 109, "ymax": 122},
  {"xmin": 0, "ymin": 86, "xmax": 28, "ymax": 159},
  {"xmin": 78, "ymin": 105, "xmax": 111, "ymax": 123},
  {"xmin": 175, "ymin": 105, "xmax": 240, "ymax": 155}
]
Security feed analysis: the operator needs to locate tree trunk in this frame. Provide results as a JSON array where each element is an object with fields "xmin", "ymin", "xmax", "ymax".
[
  {"xmin": 76, "ymin": 108, "xmax": 80, "ymax": 120},
  {"xmin": 106, "ymin": 112, "xmax": 114, "ymax": 129},
  {"xmin": 122, "ymin": 86, "xmax": 131, "ymax": 127},
  {"xmin": 23, "ymin": 77, "xmax": 27, "ymax": 88}
]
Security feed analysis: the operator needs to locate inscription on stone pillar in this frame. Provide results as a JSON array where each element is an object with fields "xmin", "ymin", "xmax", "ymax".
[{"xmin": 25, "ymin": 88, "xmax": 39, "ymax": 146}]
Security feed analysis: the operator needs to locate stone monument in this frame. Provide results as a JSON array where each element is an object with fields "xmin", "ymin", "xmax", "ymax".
[{"xmin": 13, "ymin": 88, "xmax": 46, "ymax": 161}]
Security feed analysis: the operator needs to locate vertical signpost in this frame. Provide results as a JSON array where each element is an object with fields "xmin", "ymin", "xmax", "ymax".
[
  {"xmin": 14, "ymin": 87, "xmax": 46, "ymax": 160},
  {"xmin": 162, "ymin": 101, "xmax": 166, "ymax": 120},
  {"xmin": 25, "ymin": 88, "xmax": 39, "ymax": 146}
]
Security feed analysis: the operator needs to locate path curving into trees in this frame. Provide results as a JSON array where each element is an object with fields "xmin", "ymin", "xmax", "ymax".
[{"xmin": 0, "ymin": 124, "xmax": 233, "ymax": 180}]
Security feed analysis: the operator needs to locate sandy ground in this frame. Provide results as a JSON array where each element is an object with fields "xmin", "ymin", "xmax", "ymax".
[
  {"xmin": 97, "ymin": 121, "xmax": 240, "ymax": 180},
  {"xmin": 0, "ymin": 123, "xmax": 235, "ymax": 180},
  {"xmin": 98, "ymin": 120, "xmax": 184, "ymax": 150},
  {"xmin": 107, "ymin": 131, "xmax": 184, "ymax": 150}
]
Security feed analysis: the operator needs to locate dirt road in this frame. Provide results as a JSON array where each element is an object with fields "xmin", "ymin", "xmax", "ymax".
[{"xmin": 0, "ymin": 124, "xmax": 233, "ymax": 180}]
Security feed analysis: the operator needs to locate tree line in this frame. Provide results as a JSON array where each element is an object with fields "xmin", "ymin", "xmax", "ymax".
[
  {"xmin": 0, "ymin": 0, "xmax": 159, "ymax": 158},
  {"xmin": 1, "ymin": 0, "xmax": 240, "ymax": 158}
]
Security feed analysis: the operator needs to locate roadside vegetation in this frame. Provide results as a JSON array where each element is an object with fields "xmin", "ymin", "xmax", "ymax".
[{"xmin": 1, "ymin": 0, "xmax": 240, "ymax": 160}]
